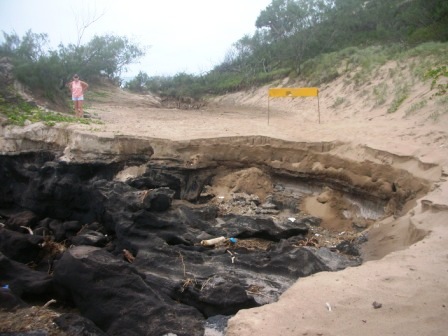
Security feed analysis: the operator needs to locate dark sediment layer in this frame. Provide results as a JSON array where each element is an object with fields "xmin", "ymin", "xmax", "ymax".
[{"xmin": 0, "ymin": 134, "xmax": 431, "ymax": 335}]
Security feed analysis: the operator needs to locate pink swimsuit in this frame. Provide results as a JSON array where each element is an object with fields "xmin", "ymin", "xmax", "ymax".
[{"xmin": 71, "ymin": 80, "xmax": 83, "ymax": 98}]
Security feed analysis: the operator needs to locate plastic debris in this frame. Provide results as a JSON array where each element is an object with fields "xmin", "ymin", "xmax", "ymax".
[
  {"xmin": 200, "ymin": 236, "xmax": 226, "ymax": 246},
  {"xmin": 227, "ymin": 250, "xmax": 236, "ymax": 263},
  {"xmin": 326, "ymin": 302, "xmax": 332, "ymax": 311},
  {"xmin": 229, "ymin": 237, "xmax": 238, "ymax": 244}
]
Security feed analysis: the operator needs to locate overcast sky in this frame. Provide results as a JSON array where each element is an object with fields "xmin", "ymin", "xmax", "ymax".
[{"xmin": 0, "ymin": 0, "xmax": 272, "ymax": 78}]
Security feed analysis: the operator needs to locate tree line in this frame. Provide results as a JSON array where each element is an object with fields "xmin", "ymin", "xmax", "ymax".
[
  {"xmin": 126, "ymin": 0, "xmax": 447, "ymax": 99},
  {"xmin": 1, "ymin": 0, "xmax": 447, "ymax": 105},
  {"xmin": 0, "ymin": 30, "xmax": 144, "ymax": 103}
]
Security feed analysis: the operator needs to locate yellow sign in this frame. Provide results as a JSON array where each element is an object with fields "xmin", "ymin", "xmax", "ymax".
[
  {"xmin": 267, "ymin": 87, "xmax": 321, "ymax": 124},
  {"xmin": 268, "ymin": 87, "xmax": 319, "ymax": 97}
]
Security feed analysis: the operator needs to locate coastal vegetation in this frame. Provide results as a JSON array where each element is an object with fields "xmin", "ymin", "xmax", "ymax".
[
  {"xmin": 0, "ymin": 0, "xmax": 447, "ymax": 118},
  {"xmin": 125, "ymin": 0, "xmax": 448, "ymax": 99}
]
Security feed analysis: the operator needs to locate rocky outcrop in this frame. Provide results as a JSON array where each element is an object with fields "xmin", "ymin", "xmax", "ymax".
[
  {"xmin": 53, "ymin": 246, "xmax": 204, "ymax": 336},
  {"xmin": 0, "ymin": 252, "xmax": 54, "ymax": 299},
  {"xmin": 0, "ymin": 122, "xmax": 433, "ymax": 335},
  {"xmin": 54, "ymin": 313, "xmax": 107, "ymax": 336},
  {"xmin": 0, "ymin": 153, "xmax": 365, "ymax": 335}
]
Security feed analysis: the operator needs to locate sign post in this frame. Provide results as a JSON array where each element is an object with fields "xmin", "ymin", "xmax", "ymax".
[{"xmin": 268, "ymin": 87, "xmax": 320, "ymax": 124}]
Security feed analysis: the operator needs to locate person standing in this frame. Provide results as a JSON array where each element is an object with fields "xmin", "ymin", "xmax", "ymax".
[{"xmin": 67, "ymin": 74, "xmax": 89, "ymax": 118}]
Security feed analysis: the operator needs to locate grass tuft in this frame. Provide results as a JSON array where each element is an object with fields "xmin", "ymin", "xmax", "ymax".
[
  {"xmin": 0, "ymin": 99, "xmax": 101, "ymax": 126},
  {"xmin": 388, "ymin": 85, "xmax": 409, "ymax": 113}
]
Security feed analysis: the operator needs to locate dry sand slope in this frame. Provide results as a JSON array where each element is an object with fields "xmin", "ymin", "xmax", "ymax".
[{"xmin": 69, "ymin": 66, "xmax": 448, "ymax": 335}]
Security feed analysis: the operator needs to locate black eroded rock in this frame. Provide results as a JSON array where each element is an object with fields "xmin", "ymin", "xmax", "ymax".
[
  {"xmin": 5, "ymin": 210, "xmax": 40, "ymax": 231},
  {"xmin": 134, "ymin": 238, "xmax": 335, "ymax": 308},
  {"xmin": 313, "ymin": 247, "xmax": 362, "ymax": 270},
  {"xmin": 143, "ymin": 187, "xmax": 175, "ymax": 211},
  {"xmin": 0, "ymin": 228, "xmax": 44, "ymax": 264},
  {"xmin": 54, "ymin": 313, "xmax": 107, "ymax": 336},
  {"xmin": 127, "ymin": 165, "xmax": 213, "ymax": 201},
  {"xmin": 70, "ymin": 230, "xmax": 108, "ymax": 247},
  {"xmin": 174, "ymin": 273, "xmax": 259, "ymax": 317},
  {"xmin": 0, "ymin": 155, "xmax": 365, "ymax": 334},
  {"xmin": 36, "ymin": 218, "xmax": 83, "ymax": 242},
  {"xmin": 336, "ymin": 240, "xmax": 361, "ymax": 256},
  {"xmin": 217, "ymin": 214, "xmax": 314, "ymax": 241},
  {"xmin": 0, "ymin": 286, "xmax": 28, "ymax": 311},
  {"xmin": 232, "ymin": 240, "xmax": 331, "ymax": 278},
  {"xmin": 0, "ymin": 252, "xmax": 53, "ymax": 299},
  {"xmin": 53, "ymin": 246, "xmax": 204, "ymax": 336}
]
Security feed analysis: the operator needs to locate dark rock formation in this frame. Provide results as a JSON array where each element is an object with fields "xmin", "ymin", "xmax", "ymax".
[
  {"xmin": 0, "ymin": 286, "xmax": 27, "ymax": 311},
  {"xmin": 70, "ymin": 230, "xmax": 108, "ymax": 247},
  {"xmin": 218, "ymin": 214, "xmax": 314, "ymax": 241},
  {"xmin": 54, "ymin": 313, "xmax": 107, "ymax": 336},
  {"xmin": 53, "ymin": 246, "xmax": 204, "ymax": 336},
  {"xmin": 0, "ymin": 152, "xmax": 364, "ymax": 335},
  {"xmin": 0, "ymin": 253, "xmax": 53, "ymax": 299},
  {"xmin": 0, "ymin": 228, "xmax": 44, "ymax": 264}
]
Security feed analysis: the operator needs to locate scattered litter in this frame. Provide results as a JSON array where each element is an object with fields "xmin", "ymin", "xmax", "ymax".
[
  {"xmin": 201, "ymin": 236, "xmax": 226, "ymax": 246},
  {"xmin": 326, "ymin": 302, "xmax": 332, "ymax": 311},
  {"xmin": 227, "ymin": 250, "xmax": 236, "ymax": 264},
  {"xmin": 229, "ymin": 237, "xmax": 238, "ymax": 244},
  {"xmin": 339, "ymin": 231, "xmax": 345, "ymax": 236},
  {"xmin": 20, "ymin": 226, "xmax": 34, "ymax": 235},
  {"xmin": 2, "ymin": 284, "xmax": 9, "ymax": 289},
  {"xmin": 315, "ymin": 233, "xmax": 321, "ymax": 237},
  {"xmin": 288, "ymin": 217, "xmax": 296, "ymax": 222},
  {"xmin": 372, "ymin": 301, "xmax": 382, "ymax": 309}
]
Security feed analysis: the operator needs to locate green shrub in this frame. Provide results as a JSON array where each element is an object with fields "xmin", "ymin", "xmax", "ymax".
[
  {"xmin": 373, "ymin": 83, "xmax": 388, "ymax": 106},
  {"xmin": 425, "ymin": 65, "xmax": 448, "ymax": 96}
]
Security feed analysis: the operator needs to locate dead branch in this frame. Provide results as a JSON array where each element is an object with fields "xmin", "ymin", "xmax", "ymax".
[
  {"xmin": 42, "ymin": 299, "xmax": 57, "ymax": 309},
  {"xmin": 72, "ymin": 4, "xmax": 107, "ymax": 47}
]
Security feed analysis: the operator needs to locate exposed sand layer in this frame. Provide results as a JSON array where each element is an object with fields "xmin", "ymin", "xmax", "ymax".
[{"xmin": 62, "ymin": 75, "xmax": 448, "ymax": 336}]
